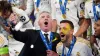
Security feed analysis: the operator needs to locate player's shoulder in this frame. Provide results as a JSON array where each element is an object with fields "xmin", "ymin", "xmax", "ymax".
[
  {"xmin": 56, "ymin": 42, "xmax": 63, "ymax": 48},
  {"xmin": 76, "ymin": 37, "xmax": 91, "ymax": 48},
  {"xmin": 85, "ymin": 0, "xmax": 92, "ymax": 5}
]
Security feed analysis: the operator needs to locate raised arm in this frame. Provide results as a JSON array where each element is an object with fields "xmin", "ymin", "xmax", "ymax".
[
  {"xmin": 25, "ymin": 0, "xmax": 34, "ymax": 16},
  {"xmin": 10, "ymin": 28, "xmax": 29, "ymax": 43},
  {"xmin": 74, "ymin": 1, "xmax": 91, "ymax": 37}
]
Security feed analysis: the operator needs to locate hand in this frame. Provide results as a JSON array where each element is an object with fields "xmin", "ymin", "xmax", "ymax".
[
  {"xmin": 4, "ymin": 26, "xmax": 11, "ymax": 33},
  {"xmin": 19, "ymin": 5, "xmax": 26, "ymax": 10},
  {"xmin": 46, "ymin": 50, "xmax": 59, "ymax": 56},
  {"xmin": 0, "ymin": 22, "xmax": 11, "ymax": 33}
]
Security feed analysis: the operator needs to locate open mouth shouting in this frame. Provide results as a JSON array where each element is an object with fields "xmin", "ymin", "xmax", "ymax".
[
  {"xmin": 44, "ymin": 21, "xmax": 48, "ymax": 25},
  {"xmin": 44, "ymin": 21, "xmax": 48, "ymax": 27},
  {"xmin": 60, "ymin": 33, "xmax": 65, "ymax": 37}
]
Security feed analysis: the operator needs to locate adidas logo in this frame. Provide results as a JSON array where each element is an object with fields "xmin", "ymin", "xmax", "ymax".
[{"xmin": 89, "ymin": 10, "xmax": 92, "ymax": 13}]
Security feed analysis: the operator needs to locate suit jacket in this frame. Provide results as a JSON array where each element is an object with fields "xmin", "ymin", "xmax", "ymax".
[{"xmin": 11, "ymin": 29, "xmax": 60, "ymax": 56}]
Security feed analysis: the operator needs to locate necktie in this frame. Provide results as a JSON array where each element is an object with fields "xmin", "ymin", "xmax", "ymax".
[{"xmin": 44, "ymin": 33, "xmax": 49, "ymax": 43}]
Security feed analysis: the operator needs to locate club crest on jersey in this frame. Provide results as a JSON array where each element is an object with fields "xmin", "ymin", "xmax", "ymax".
[
  {"xmin": 89, "ymin": 10, "xmax": 92, "ymax": 13},
  {"xmin": 80, "ymin": 2, "xmax": 85, "ymax": 9},
  {"xmin": 20, "ymin": 16, "xmax": 26, "ymax": 22}
]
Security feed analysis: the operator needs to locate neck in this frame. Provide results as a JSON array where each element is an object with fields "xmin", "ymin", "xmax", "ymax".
[
  {"xmin": 64, "ymin": 35, "xmax": 73, "ymax": 48},
  {"xmin": 42, "ymin": 29, "xmax": 50, "ymax": 33}
]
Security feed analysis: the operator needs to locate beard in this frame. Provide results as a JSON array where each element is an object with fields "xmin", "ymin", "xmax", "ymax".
[{"xmin": 61, "ymin": 35, "xmax": 69, "ymax": 42}]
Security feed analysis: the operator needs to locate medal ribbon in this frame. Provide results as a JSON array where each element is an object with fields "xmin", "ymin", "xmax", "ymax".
[
  {"xmin": 93, "ymin": 1, "xmax": 100, "ymax": 21},
  {"xmin": 40, "ymin": 31, "xmax": 53, "ymax": 50},
  {"xmin": 36, "ymin": 0, "xmax": 41, "ymax": 11},
  {"xmin": 62, "ymin": 36, "xmax": 76, "ymax": 56},
  {"xmin": 59, "ymin": 0, "xmax": 68, "ymax": 19}
]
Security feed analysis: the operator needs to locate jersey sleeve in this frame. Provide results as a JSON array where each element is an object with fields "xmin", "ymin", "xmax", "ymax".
[
  {"xmin": 84, "ymin": 2, "xmax": 91, "ymax": 19},
  {"xmin": 56, "ymin": 42, "xmax": 63, "ymax": 56},
  {"xmin": 51, "ymin": 0, "xmax": 56, "ymax": 19},
  {"xmin": 0, "ymin": 34, "xmax": 8, "ymax": 47},
  {"xmin": 10, "ymin": 28, "xmax": 29, "ymax": 43},
  {"xmin": 25, "ymin": 0, "xmax": 34, "ymax": 16},
  {"xmin": 74, "ymin": 0, "xmax": 85, "ymax": 18},
  {"xmin": 74, "ymin": 43, "xmax": 93, "ymax": 56}
]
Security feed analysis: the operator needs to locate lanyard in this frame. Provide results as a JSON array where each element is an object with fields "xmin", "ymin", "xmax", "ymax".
[
  {"xmin": 62, "ymin": 45, "xmax": 65, "ymax": 56},
  {"xmin": 62, "ymin": 36, "xmax": 76, "ymax": 56},
  {"xmin": 59, "ymin": 0, "xmax": 68, "ymax": 19},
  {"xmin": 40, "ymin": 31, "xmax": 53, "ymax": 50},
  {"xmin": 93, "ymin": 1, "xmax": 100, "ymax": 21}
]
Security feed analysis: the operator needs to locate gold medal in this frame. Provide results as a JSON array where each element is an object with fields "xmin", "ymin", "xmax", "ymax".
[
  {"xmin": 80, "ymin": 10, "xmax": 84, "ymax": 17},
  {"xmin": 36, "ymin": 8, "xmax": 39, "ymax": 12},
  {"xmin": 62, "ymin": 14, "xmax": 66, "ymax": 19}
]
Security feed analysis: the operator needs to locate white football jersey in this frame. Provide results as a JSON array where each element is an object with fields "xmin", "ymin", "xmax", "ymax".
[
  {"xmin": 12, "ymin": 7, "xmax": 35, "ymax": 31},
  {"xmin": 0, "ymin": 34, "xmax": 8, "ymax": 47},
  {"xmin": 51, "ymin": 0, "xmax": 85, "ymax": 34},
  {"xmin": 56, "ymin": 37, "xmax": 93, "ymax": 56},
  {"xmin": 8, "ymin": 36, "xmax": 24, "ymax": 56},
  {"xmin": 85, "ymin": 0, "xmax": 100, "ymax": 35},
  {"xmin": 25, "ymin": 0, "xmax": 34, "ymax": 16},
  {"xmin": 7, "ymin": 0, "xmax": 26, "ymax": 8},
  {"xmin": 94, "ymin": 38, "xmax": 100, "ymax": 55}
]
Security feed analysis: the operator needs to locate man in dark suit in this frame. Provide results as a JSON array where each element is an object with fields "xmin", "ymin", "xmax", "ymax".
[{"xmin": 10, "ymin": 11, "xmax": 60, "ymax": 56}]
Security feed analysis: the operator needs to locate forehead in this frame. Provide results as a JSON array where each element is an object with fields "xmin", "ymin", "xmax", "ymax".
[
  {"xmin": 39, "ymin": 12, "xmax": 50, "ymax": 16},
  {"xmin": 60, "ymin": 23, "xmax": 70, "ymax": 27}
]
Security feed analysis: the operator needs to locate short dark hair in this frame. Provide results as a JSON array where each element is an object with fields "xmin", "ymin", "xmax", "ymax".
[
  {"xmin": 60, "ymin": 20, "xmax": 74, "ymax": 29},
  {"xmin": 0, "ymin": 1, "xmax": 13, "ymax": 13}
]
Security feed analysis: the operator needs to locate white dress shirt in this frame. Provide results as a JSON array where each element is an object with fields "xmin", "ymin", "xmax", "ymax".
[{"xmin": 41, "ymin": 30, "xmax": 51, "ymax": 41}]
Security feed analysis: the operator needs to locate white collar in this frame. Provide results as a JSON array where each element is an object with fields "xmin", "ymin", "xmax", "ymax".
[
  {"xmin": 41, "ymin": 30, "xmax": 51, "ymax": 35},
  {"xmin": 41, "ymin": 30, "xmax": 51, "ymax": 40}
]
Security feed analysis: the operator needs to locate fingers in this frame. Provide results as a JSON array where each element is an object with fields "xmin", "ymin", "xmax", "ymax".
[
  {"xmin": 46, "ymin": 50, "xmax": 58, "ymax": 56},
  {"xmin": 46, "ymin": 50, "xmax": 53, "ymax": 56},
  {"xmin": 46, "ymin": 50, "xmax": 52, "ymax": 54}
]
